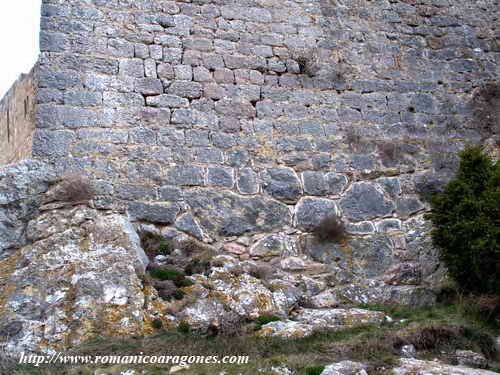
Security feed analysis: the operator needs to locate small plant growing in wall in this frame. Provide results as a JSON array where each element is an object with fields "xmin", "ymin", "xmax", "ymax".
[
  {"xmin": 426, "ymin": 145, "xmax": 499, "ymax": 295},
  {"xmin": 139, "ymin": 231, "xmax": 172, "ymax": 258},
  {"xmin": 313, "ymin": 215, "xmax": 347, "ymax": 243},
  {"xmin": 292, "ymin": 48, "xmax": 321, "ymax": 77},
  {"xmin": 54, "ymin": 173, "xmax": 94, "ymax": 203}
]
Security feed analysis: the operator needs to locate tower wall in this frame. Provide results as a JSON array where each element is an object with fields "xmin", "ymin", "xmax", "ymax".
[
  {"xmin": 0, "ymin": 69, "xmax": 36, "ymax": 166},
  {"xmin": 33, "ymin": 0, "xmax": 499, "ymax": 281}
]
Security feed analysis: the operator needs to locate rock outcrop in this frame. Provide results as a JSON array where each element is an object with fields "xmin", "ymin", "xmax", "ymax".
[{"xmin": 0, "ymin": 205, "xmax": 173, "ymax": 355}]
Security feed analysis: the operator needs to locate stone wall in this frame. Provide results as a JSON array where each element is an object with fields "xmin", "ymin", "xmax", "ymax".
[
  {"xmin": 0, "ymin": 69, "xmax": 36, "ymax": 166},
  {"xmin": 33, "ymin": 0, "xmax": 499, "ymax": 283}
]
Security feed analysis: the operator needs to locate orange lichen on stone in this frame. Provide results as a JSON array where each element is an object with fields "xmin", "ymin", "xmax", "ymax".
[{"xmin": 0, "ymin": 253, "xmax": 20, "ymax": 314}]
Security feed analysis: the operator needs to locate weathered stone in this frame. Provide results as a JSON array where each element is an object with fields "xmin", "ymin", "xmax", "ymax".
[
  {"xmin": 119, "ymin": 58, "xmax": 144, "ymax": 78},
  {"xmin": 455, "ymin": 350, "xmax": 488, "ymax": 369},
  {"xmin": 346, "ymin": 222, "xmax": 375, "ymax": 234},
  {"xmin": 223, "ymin": 242, "xmax": 247, "ymax": 255},
  {"xmin": 321, "ymin": 361, "xmax": 368, "ymax": 375},
  {"xmin": 0, "ymin": 208, "xmax": 169, "ymax": 355},
  {"xmin": 134, "ymin": 78, "xmax": 163, "ymax": 95},
  {"xmin": 184, "ymin": 190, "xmax": 291, "ymax": 237},
  {"xmin": 175, "ymin": 213, "xmax": 204, "ymax": 240},
  {"xmin": 392, "ymin": 358, "xmax": 498, "ymax": 375},
  {"xmin": 333, "ymin": 280, "xmax": 436, "ymax": 307},
  {"xmin": 207, "ymin": 166, "xmax": 234, "ymax": 188},
  {"xmin": 340, "ymin": 183, "xmax": 395, "ymax": 221},
  {"xmin": 376, "ymin": 219, "xmax": 402, "ymax": 232},
  {"xmin": 214, "ymin": 98, "xmax": 256, "ymax": 118},
  {"xmin": 128, "ymin": 201, "xmax": 180, "ymax": 224},
  {"xmin": 303, "ymin": 233, "xmax": 394, "ymax": 278},
  {"xmin": 303, "ymin": 172, "xmax": 348, "ymax": 196},
  {"xmin": 0, "ymin": 162, "xmax": 56, "ymax": 253},
  {"xmin": 167, "ymin": 81, "xmax": 202, "ymax": 99},
  {"xmin": 396, "ymin": 198, "xmax": 425, "ymax": 219},
  {"xmin": 295, "ymin": 197, "xmax": 339, "ymax": 231},
  {"xmin": 147, "ymin": 95, "xmax": 189, "ymax": 108},
  {"xmin": 381, "ymin": 262, "xmax": 422, "ymax": 286},
  {"xmin": 258, "ymin": 308, "xmax": 386, "ymax": 339},
  {"xmin": 261, "ymin": 167, "xmax": 302, "ymax": 203},
  {"xmin": 166, "ymin": 166, "xmax": 205, "ymax": 186},
  {"xmin": 401, "ymin": 344, "xmax": 417, "ymax": 358},
  {"xmin": 237, "ymin": 168, "xmax": 259, "ymax": 195},
  {"xmin": 249, "ymin": 234, "xmax": 297, "ymax": 258}
]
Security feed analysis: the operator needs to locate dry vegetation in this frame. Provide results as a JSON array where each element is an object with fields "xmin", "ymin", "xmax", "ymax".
[
  {"xmin": 55, "ymin": 173, "xmax": 94, "ymax": 203},
  {"xmin": 3, "ymin": 300, "xmax": 499, "ymax": 375},
  {"xmin": 312, "ymin": 215, "xmax": 347, "ymax": 243}
]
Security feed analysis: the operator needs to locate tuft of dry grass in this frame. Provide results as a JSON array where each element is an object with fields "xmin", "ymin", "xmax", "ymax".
[
  {"xmin": 55, "ymin": 173, "xmax": 94, "ymax": 203},
  {"xmin": 312, "ymin": 215, "xmax": 347, "ymax": 243}
]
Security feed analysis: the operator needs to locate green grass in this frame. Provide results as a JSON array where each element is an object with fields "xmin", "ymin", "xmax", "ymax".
[
  {"xmin": 158, "ymin": 239, "xmax": 171, "ymax": 255},
  {"xmin": 150, "ymin": 268, "xmax": 184, "ymax": 281},
  {"xmin": 174, "ymin": 278, "xmax": 194, "ymax": 288},
  {"xmin": 254, "ymin": 314, "xmax": 281, "ymax": 330},
  {"xmin": 305, "ymin": 365, "xmax": 325, "ymax": 375}
]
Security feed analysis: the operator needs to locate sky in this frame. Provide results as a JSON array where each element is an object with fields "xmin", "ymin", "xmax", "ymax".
[{"xmin": 0, "ymin": 1, "xmax": 41, "ymax": 98}]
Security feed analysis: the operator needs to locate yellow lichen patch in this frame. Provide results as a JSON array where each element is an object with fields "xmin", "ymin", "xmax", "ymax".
[
  {"xmin": 255, "ymin": 293, "xmax": 273, "ymax": 311},
  {"xmin": 100, "ymin": 305, "xmax": 142, "ymax": 338},
  {"xmin": 255, "ymin": 327, "xmax": 274, "ymax": 337},
  {"xmin": 0, "ymin": 252, "xmax": 20, "ymax": 314},
  {"xmin": 78, "ymin": 234, "xmax": 91, "ymax": 253},
  {"xmin": 142, "ymin": 313, "xmax": 154, "ymax": 336},
  {"xmin": 209, "ymin": 290, "xmax": 233, "ymax": 307}
]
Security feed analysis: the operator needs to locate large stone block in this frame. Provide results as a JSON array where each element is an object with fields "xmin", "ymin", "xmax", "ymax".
[
  {"xmin": 184, "ymin": 189, "xmax": 291, "ymax": 237},
  {"xmin": 261, "ymin": 167, "xmax": 302, "ymax": 203},
  {"xmin": 32, "ymin": 130, "xmax": 76, "ymax": 157},
  {"xmin": 167, "ymin": 81, "xmax": 202, "ymax": 99},
  {"xmin": 207, "ymin": 166, "xmax": 234, "ymax": 188},
  {"xmin": 128, "ymin": 201, "xmax": 180, "ymax": 224},
  {"xmin": 166, "ymin": 165, "xmax": 205, "ymax": 186},
  {"xmin": 340, "ymin": 183, "xmax": 395, "ymax": 221},
  {"xmin": 295, "ymin": 197, "xmax": 339, "ymax": 231}
]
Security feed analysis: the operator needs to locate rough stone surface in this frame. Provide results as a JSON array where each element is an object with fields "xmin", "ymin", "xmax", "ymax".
[
  {"xmin": 295, "ymin": 197, "xmax": 339, "ymax": 231},
  {"xmin": 303, "ymin": 233, "xmax": 394, "ymax": 278},
  {"xmin": 258, "ymin": 308, "xmax": 386, "ymax": 338},
  {"xmin": 0, "ymin": 160, "xmax": 56, "ymax": 253},
  {"xmin": 2, "ymin": 0, "xmax": 497, "ymax": 356},
  {"xmin": 0, "ymin": 207, "xmax": 171, "ymax": 355},
  {"xmin": 261, "ymin": 167, "xmax": 302, "ymax": 203},
  {"xmin": 392, "ymin": 358, "xmax": 499, "ymax": 375},
  {"xmin": 332, "ymin": 281, "xmax": 437, "ymax": 307},
  {"xmin": 184, "ymin": 190, "xmax": 291, "ymax": 237},
  {"xmin": 340, "ymin": 183, "xmax": 395, "ymax": 221},
  {"xmin": 321, "ymin": 361, "xmax": 368, "ymax": 375}
]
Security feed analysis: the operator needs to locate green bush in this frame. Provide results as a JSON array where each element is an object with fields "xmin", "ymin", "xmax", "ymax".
[
  {"xmin": 174, "ymin": 279, "xmax": 194, "ymax": 288},
  {"xmin": 426, "ymin": 146, "xmax": 499, "ymax": 294},
  {"xmin": 254, "ymin": 314, "xmax": 281, "ymax": 331},
  {"xmin": 158, "ymin": 239, "xmax": 171, "ymax": 255},
  {"xmin": 172, "ymin": 289, "xmax": 185, "ymax": 300},
  {"xmin": 150, "ymin": 268, "xmax": 184, "ymax": 281},
  {"xmin": 152, "ymin": 319, "xmax": 163, "ymax": 330},
  {"xmin": 178, "ymin": 321, "xmax": 191, "ymax": 334},
  {"xmin": 255, "ymin": 314, "xmax": 281, "ymax": 326}
]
